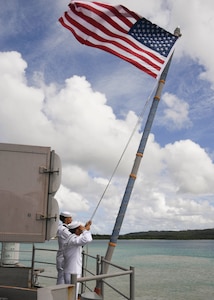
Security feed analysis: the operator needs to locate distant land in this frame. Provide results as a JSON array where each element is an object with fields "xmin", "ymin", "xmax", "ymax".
[{"xmin": 93, "ymin": 228, "xmax": 214, "ymax": 240}]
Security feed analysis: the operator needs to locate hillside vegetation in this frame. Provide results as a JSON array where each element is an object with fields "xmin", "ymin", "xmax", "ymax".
[{"xmin": 93, "ymin": 228, "xmax": 214, "ymax": 240}]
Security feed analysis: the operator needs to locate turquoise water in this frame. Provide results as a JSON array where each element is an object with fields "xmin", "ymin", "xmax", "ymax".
[
  {"xmin": 18, "ymin": 239, "xmax": 214, "ymax": 299},
  {"xmin": 86, "ymin": 240, "xmax": 214, "ymax": 300}
]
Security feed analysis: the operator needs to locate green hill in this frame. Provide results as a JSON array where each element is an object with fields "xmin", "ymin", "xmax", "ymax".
[{"xmin": 93, "ymin": 228, "xmax": 214, "ymax": 240}]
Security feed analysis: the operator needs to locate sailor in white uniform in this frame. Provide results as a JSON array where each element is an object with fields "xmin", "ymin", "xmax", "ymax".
[
  {"xmin": 56, "ymin": 211, "xmax": 72, "ymax": 284},
  {"xmin": 63, "ymin": 220, "xmax": 92, "ymax": 298}
]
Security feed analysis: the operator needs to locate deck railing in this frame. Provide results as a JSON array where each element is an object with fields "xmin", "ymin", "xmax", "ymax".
[
  {"xmin": 80, "ymin": 250, "xmax": 135, "ymax": 300},
  {"xmin": 0, "ymin": 243, "xmax": 135, "ymax": 300}
]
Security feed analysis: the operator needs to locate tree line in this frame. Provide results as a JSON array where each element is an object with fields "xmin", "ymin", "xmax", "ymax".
[{"xmin": 92, "ymin": 228, "xmax": 214, "ymax": 240}]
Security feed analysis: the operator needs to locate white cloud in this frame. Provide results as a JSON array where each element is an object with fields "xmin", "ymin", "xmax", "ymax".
[
  {"xmin": 161, "ymin": 92, "xmax": 191, "ymax": 129},
  {"xmin": 169, "ymin": 0, "xmax": 214, "ymax": 85},
  {"xmin": 56, "ymin": 185, "xmax": 90, "ymax": 215},
  {"xmin": 164, "ymin": 139, "xmax": 214, "ymax": 194},
  {"xmin": 1, "ymin": 51, "xmax": 214, "ymax": 233},
  {"xmin": 1, "ymin": 0, "xmax": 214, "ymax": 234},
  {"xmin": 0, "ymin": 51, "xmax": 27, "ymax": 81}
]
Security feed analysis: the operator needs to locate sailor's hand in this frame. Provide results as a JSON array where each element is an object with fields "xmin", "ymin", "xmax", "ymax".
[
  {"xmin": 79, "ymin": 224, "xmax": 86, "ymax": 232},
  {"xmin": 85, "ymin": 220, "xmax": 92, "ymax": 230}
]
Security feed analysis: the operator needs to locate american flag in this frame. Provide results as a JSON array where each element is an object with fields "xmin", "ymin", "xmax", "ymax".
[{"xmin": 59, "ymin": 1, "xmax": 178, "ymax": 79}]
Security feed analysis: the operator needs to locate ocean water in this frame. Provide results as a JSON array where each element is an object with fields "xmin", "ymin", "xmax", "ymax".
[
  {"xmin": 24, "ymin": 239, "xmax": 214, "ymax": 299},
  {"xmin": 86, "ymin": 239, "xmax": 214, "ymax": 300}
]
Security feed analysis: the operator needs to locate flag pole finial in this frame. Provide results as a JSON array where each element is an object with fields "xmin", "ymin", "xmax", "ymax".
[{"xmin": 174, "ymin": 27, "xmax": 182, "ymax": 37}]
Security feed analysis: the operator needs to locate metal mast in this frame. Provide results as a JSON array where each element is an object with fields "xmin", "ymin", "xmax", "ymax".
[{"xmin": 103, "ymin": 27, "xmax": 181, "ymax": 271}]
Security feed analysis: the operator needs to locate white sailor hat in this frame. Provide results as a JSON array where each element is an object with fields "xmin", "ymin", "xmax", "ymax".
[
  {"xmin": 60, "ymin": 211, "xmax": 72, "ymax": 218},
  {"xmin": 68, "ymin": 221, "xmax": 82, "ymax": 230}
]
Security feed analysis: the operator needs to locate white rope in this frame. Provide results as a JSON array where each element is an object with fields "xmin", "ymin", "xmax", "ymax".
[{"xmin": 89, "ymin": 81, "xmax": 158, "ymax": 221}]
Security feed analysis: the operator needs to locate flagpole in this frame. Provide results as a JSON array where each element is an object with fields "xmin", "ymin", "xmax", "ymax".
[
  {"xmin": 94, "ymin": 28, "xmax": 181, "ymax": 295},
  {"xmin": 102, "ymin": 27, "xmax": 181, "ymax": 272}
]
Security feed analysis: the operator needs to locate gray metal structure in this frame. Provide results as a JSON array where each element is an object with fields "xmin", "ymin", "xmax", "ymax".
[{"xmin": 0, "ymin": 143, "xmax": 61, "ymax": 242}]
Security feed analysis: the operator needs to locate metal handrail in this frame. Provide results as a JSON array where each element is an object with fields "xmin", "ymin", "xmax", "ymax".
[
  {"xmin": 0, "ymin": 243, "xmax": 135, "ymax": 299},
  {"xmin": 81, "ymin": 250, "xmax": 135, "ymax": 300}
]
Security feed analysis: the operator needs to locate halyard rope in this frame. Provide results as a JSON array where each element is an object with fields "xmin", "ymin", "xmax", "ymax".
[{"xmin": 89, "ymin": 80, "xmax": 158, "ymax": 221}]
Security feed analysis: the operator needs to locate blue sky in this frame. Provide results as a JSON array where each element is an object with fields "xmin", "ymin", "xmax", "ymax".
[{"xmin": 1, "ymin": 0, "xmax": 214, "ymax": 234}]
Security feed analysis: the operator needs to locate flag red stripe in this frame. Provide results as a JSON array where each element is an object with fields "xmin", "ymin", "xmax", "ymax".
[
  {"xmin": 59, "ymin": 16, "xmax": 157, "ymax": 78},
  {"xmin": 62, "ymin": 12, "xmax": 161, "ymax": 73},
  {"xmin": 59, "ymin": 1, "xmax": 176, "ymax": 78},
  {"xmin": 91, "ymin": 2, "xmax": 139, "ymax": 27},
  {"xmin": 69, "ymin": 3, "xmax": 127, "ymax": 35},
  {"xmin": 68, "ymin": 3, "xmax": 164, "ymax": 64},
  {"xmin": 74, "ymin": 2, "xmax": 134, "ymax": 29}
]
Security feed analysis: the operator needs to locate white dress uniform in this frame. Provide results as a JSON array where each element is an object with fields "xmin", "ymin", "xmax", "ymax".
[
  {"xmin": 63, "ymin": 224, "xmax": 92, "ymax": 298},
  {"xmin": 56, "ymin": 223, "xmax": 71, "ymax": 284}
]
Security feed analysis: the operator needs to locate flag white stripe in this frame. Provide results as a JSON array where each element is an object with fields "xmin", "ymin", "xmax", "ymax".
[
  {"xmin": 59, "ymin": 1, "xmax": 177, "ymax": 78},
  {"xmin": 64, "ymin": 13, "xmax": 163, "ymax": 65},
  {"xmin": 69, "ymin": 3, "xmax": 165, "ymax": 64},
  {"xmin": 63, "ymin": 11, "xmax": 163, "ymax": 73},
  {"xmin": 79, "ymin": 2, "xmax": 137, "ymax": 32},
  {"xmin": 62, "ymin": 18, "xmax": 161, "ymax": 76}
]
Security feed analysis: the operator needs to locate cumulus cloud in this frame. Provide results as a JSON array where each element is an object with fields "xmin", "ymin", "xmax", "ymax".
[
  {"xmin": 1, "ymin": 51, "xmax": 214, "ymax": 233},
  {"xmin": 169, "ymin": 0, "xmax": 214, "ymax": 85},
  {"xmin": 1, "ymin": 0, "xmax": 214, "ymax": 234},
  {"xmin": 56, "ymin": 185, "xmax": 90, "ymax": 214},
  {"xmin": 161, "ymin": 92, "xmax": 191, "ymax": 129},
  {"xmin": 164, "ymin": 140, "xmax": 214, "ymax": 194}
]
